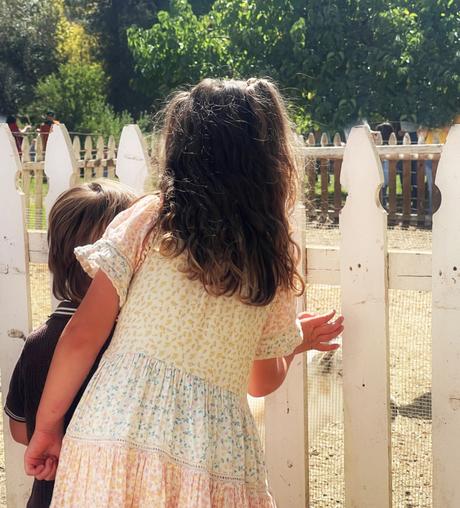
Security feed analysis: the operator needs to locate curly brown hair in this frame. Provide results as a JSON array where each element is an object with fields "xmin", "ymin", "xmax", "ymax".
[{"xmin": 153, "ymin": 78, "xmax": 304, "ymax": 305}]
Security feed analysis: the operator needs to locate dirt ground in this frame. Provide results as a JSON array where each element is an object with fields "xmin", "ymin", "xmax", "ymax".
[{"xmin": 1, "ymin": 227, "xmax": 432, "ymax": 507}]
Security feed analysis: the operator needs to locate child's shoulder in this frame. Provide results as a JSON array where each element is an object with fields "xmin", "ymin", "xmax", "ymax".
[{"xmin": 21, "ymin": 302, "xmax": 78, "ymax": 363}]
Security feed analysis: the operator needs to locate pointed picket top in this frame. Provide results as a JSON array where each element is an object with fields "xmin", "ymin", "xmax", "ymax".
[
  {"xmin": 403, "ymin": 132, "xmax": 412, "ymax": 146},
  {"xmin": 96, "ymin": 136, "xmax": 105, "ymax": 159},
  {"xmin": 84, "ymin": 135, "xmax": 93, "ymax": 160},
  {"xmin": 432, "ymin": 124, "xmax": 460, "ymax": 507},
  {"xmin": 22, "ymin": 137, "xmax": 30, "ymax": 162},
  {"xmin": 72, "ymin": 136, "xmax": 81, "ymax": 160},
  {"xmin": 116, "ymin": 124, "xmax": 150, "ymax": 194},
  {"xmin": 340, "ymin": 125, "xmax": 384, "ymax": 210},
  {"xmin": 388, "ymin": 132, "xmax": 397, "ymax": 146},
  {"xmin": 35, "ymin": 134, "xmax": 44, "ymax": 162},
  {"xmin": 44, "ymin": 124, "xmax": 77, "ymax": 219},
  {"xmin": 333, "ymin": 132, "xmax": 342, "ymax": 146},
  {"xmin": 320, "ymin": 132, "xmax": 329, "ymax": 146},
  {"xmin": 374, "ymin": 131, "xmax": 383, "ymax": 145},
  {"xmin": 433, "ymin": 124, "xmax": 460, "ymax": 208},
  {"xmin": 306, "ymin": 132, "xmax": 316, "ymax": 146},
  {"xmin": 0, "ymin": 124, "xmax": 22, "ymax": 194},
  {"xmin": 107, "ymin": 135, "xmax": 116, "ymax": 159}
]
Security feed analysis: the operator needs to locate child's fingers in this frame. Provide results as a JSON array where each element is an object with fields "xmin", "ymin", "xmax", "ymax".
[
  {"xmin": 25, "ymin": 461, "xmax": 44, "ymax": 477},
  {"xmin": 34, "ymin": 456, "xmax": 56, "ymax": 481},
  {"xmin": 314, "ymin": 319, "xmax": 344, "ymax": 336},
  {"xmin": 43, "ymin": 459, "xmax": 58, "ymax": 481},
  {"xmin": 315, "ymin": 326, "xmax": 344, "ymax": 344},
  {"xmin": 298, "ymin": 310, "xmax": 336, "ymax": 323}
]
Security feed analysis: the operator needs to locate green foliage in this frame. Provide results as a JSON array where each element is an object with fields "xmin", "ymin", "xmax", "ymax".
[
  {"xmin": 128, "ymin": 0, "xmax": 231, "ymax": 107},
  {"xmin": 32, "ymin": 62, "xmax": 123, "ymax": 136},
  {"xmin": 127, "ymin": 0, "xmax": 460, "ymax": 132},
  {"xmin": 84, "ymin": 103, "xmax": 133, "ymax": 140},
  {"xmin": 0, "ymin": 0, "xmax": 60, "ymax": 112}
]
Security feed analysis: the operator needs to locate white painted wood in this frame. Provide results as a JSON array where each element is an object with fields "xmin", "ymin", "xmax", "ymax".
[
  {"xmin": 265, "ymin": 202, "xmax": 308, "ymax": 507},
  {"xmin": 432, "ymin": 124, "xmax": 460, "ymax": 507},
  {"xmin": 44, "ymin": 124, "xmax": 77, "ymax": 220},
  {"xmin": 339, "ymin": 126, "xmax": 391, "ymax": 508},
  {"xmin": 0, "ymin": 123, "xmax": 33, "ymax": 506},
  {"xmin": 306, "ymin": 246, "xmax": 432, "ymax": 291},
  {"xmin": 28, "ymin": 231, "xmax": 49, "ymax": 264},
  {"xmin": 116, "ymin": 125, "xmax": 150, "ymax": 194}
]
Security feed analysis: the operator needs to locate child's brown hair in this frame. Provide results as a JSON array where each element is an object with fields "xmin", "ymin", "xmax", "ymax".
[
  {"xmin": 154, "ymin": 78, "xmax": 304, "ymax": 305},
  {"xmin": 48, "ymin": 180, "xmax": 136, "ymax": 303}
]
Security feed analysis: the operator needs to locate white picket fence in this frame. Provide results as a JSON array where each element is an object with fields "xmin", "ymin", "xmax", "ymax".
[{"xmin": 1, "ymin": 122, "xmax": 460, "ymax": 507}]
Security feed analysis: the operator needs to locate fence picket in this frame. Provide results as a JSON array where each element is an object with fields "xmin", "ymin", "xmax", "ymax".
[
  {"xmin": 116, "ymin": 125, "xmax": 150, "ymax": 194},
  {"xmin": 44, "ymin": 124, "xmax": 77, "ymax": 220},
  {"xmin": 402, "ymin": 133, "xmax": 412, "ymax": 223},
  {"xmin": 0, "ymin": 124, "xmax": 33, "ymax": 506},
  {"xmin": 388, "ymin": 133, "xmax": 397, "ymax": 222},
  {"xmin": 265, "ymin": 200, "xmax": 308, "ymax": 507},
  {"xmin": 95, "ymin": 136, "xmax": 105, "ymax": 178},
  {"xmin": 432, "ymin": 124, "xmax": 460, "ymax": 507},
  {"xmin": 84, "ymin": 135, "xmax": 93, "ymax": 181},
  {"xmin": 107, "ymin": 135, "xmax": 117, "ymax": 179},
  {"xmin": 320, "ymin": 133, "xmax": 329, "ymax": 220},
  {"xmin": 333, "ymin": 133, "xmax": 342, "ymax": 220},
  {"xmin": 340, "ymin": 126, "xmax": 391, "ymax": 508}
]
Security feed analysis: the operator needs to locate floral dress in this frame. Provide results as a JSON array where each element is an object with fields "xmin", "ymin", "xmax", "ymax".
[{"xmin": 51, "ymin": 195, "xmax": 302, "ymax": 508}]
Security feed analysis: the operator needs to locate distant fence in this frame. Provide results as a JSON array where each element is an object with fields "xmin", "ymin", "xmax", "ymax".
[
  {"xmin": 15, "ymin": 128, "xmax": 442, "ymax": 229},
  {"xmin": 303, "ymin": 131, "xmax": 442, "ymax": 227}
]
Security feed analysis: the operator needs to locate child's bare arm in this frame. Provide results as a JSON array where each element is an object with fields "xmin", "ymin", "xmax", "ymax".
[
  {"xmin": 9, "ymin": 420, "xmax": 28, "ymax": 445},
  {"xmin": 35, "ymin": 270, "xmax": 119, "ymax": 431},
  {"xmin": 248, "ymin": 311, "xmax": 344, "ymax": 397},
  {"xmin": 24, "ymin": 270, "xmax": 119, "ymax": 480}
]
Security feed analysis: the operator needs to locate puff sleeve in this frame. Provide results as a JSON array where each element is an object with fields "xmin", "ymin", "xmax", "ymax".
[
  {"xmin": 255, "ymin": 289, "xmax": 303, "ymax": 360},
  {"xmin": 74, "ymin": 194, "xmax": 160, "ymax": 307}
]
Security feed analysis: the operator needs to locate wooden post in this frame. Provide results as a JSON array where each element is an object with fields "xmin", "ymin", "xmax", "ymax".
[
  {"xmin": 333, "ymin": 133, "xmax": 342, "ymax": 221},
  {"xmin": 72, "ymin": 136, "xmax": 82, "ymax": 179},
  {"xmin": 416, "ymin": 159, "xmax": 426, "ymax": 226},
  {"xmin": 265, "ymin": 200, "xmax": 308, "ymax": 507},
  {"xmin": 305, "ymin": 133, "xmax": 317, "ymax": 220},
  {"xmin": 107, "ymin": 135, "xmax": 117, "ymax": 179},
  {"xmin": 95, "ymin": 136, "xmax": 105, "ymax": 178},
  {"xmin": 320, "ymin": 133, "xmax": 329, "ymax": 220},
  {"xmin": 34, "ymin": 168, "xmax": 44, "ymax": 230},
  {"xmin": 21, "ymin": 138, "xmax": 31, "ymax": 215},
  {"xmin": 402, "ymin": 133, "xmax": 412, "ymax": 224},
  {"xmin": 388, "ymin": 133, "xmax": 397, "ymax": 224},
  {"xmin": 432, "ymin": 124, "xmax": 460, "ymax": 507},
  {"xmin": 84, "ymin": 136, "xmax": 93, "ymax": 181},
  {"xmin": 0, "ymin": 124, "xmax": 33, "ymax": 506},
  {"xmin": 340, "ymin": 126, "xmax": 391, "ymax": 508},
  {"xmin": 116, "ymin": 125, "xmax": 150, "ymax": 194}
]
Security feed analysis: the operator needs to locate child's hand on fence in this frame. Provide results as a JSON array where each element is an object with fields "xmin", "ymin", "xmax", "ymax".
[
  {"xmin": 24, "ymin": 427, "xmax": 63, "ymax": 481},
  {"xmin": 295, "ymin": 310, "xmax": 344, "ymax": 354}
]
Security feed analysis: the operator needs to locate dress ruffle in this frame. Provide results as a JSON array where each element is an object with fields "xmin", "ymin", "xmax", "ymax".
[
  {"xmin": 66, "ymin": 353, "xmax": 268, "ymax": 486},
  {"xmin": 52, "ymin": 438, "xmax": 274, "ymax": 507}
]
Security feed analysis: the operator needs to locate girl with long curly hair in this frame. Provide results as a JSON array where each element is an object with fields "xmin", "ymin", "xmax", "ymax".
[{"xmin": 24, "ymin": 78, "xmax": 343, "ymax": 507}]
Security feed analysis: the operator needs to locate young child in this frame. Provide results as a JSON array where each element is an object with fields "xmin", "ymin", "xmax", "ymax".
[
  {"xmin": 24, "ymin": 79, "xmax": 343, "ymax": 507},
  {"xmin": 5, "ymin": 180, "xmax": 135, "ymax": 507}
]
